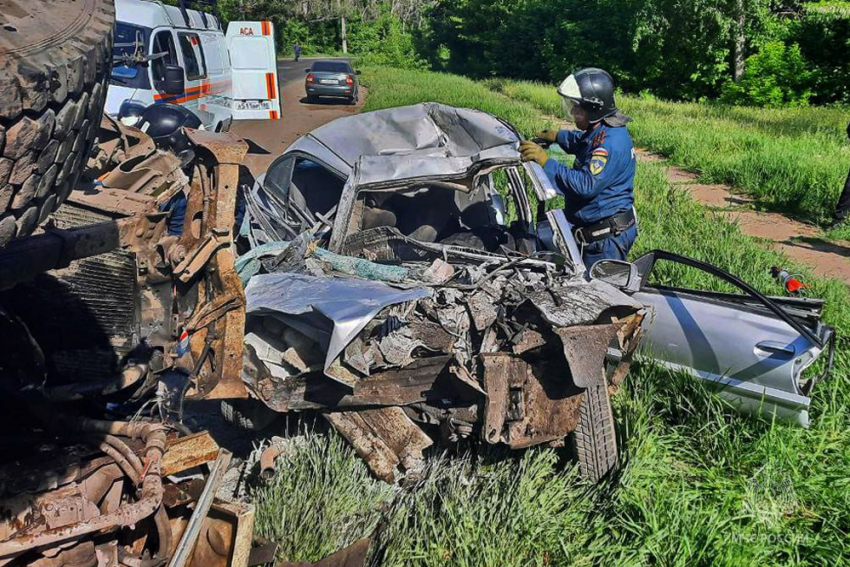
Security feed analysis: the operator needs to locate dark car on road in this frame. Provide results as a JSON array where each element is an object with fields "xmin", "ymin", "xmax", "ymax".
[{"xmin": 304, "ymin": 60, "xmax": 361, "ymax": 104}]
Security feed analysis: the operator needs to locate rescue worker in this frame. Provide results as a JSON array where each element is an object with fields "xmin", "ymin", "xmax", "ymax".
[
  {"xmin": 829, "ymin": 120, "xmax": 850, "ymax": 228},
  {"xmin": 519, "ymin": 68, "xmax": 637, "ymax": 270}
]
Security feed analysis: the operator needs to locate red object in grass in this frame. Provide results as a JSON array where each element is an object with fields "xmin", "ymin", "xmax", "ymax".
[
  {"xmin": 770, "ymin": 266, "xmax": 809, "ymax": 296},
  {"xmin": 785, "ymin": 277, "xmax": 808, "ymax": 295}
]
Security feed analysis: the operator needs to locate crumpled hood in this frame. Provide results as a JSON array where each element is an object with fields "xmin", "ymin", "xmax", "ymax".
[{"xmin": 244, "ymin": 273, "xmax": 430, "ymax": 383}]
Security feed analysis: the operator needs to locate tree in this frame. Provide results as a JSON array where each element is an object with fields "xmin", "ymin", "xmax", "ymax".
[{"xmin": 218, "ymin": 0, "xmax": 437, "ymax": 54}]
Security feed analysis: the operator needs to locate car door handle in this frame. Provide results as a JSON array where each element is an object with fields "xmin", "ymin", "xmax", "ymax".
[{"xmin": 754, "ymin": 341, "xmax": 795, "ymax": 357}]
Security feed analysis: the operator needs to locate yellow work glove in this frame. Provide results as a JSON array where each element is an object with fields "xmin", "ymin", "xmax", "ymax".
[
  {"xmin": 536, "ymin": 129, "xmax": 558, "ymax": 143},
  {"xmin": 519, "ymin": 140, "xmax": 549, "ymax": 167}
]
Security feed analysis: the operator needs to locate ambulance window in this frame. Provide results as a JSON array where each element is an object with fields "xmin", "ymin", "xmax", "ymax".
[
  {"xmin": 178, "ymin": 32, "xmax": 207, "ymax": 80},
  {"xmin": 111, "ymin": 22, "xmax": 152, "ymax": 89},
  {"xmin": 150, "ymin": 31, "xmax": 178, "ymax": 85}
]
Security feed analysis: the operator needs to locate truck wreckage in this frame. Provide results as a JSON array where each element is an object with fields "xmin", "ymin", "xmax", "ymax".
[
  {"xmin": 0, "ymin": 103, "xmax": 835, "ymax": 564},
  {"xmin": 0, "ymin": 118, "xmax": 259, "ymax": 566}
]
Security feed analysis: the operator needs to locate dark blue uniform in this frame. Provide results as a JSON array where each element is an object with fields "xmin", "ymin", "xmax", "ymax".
[{"xmin": 542, "ymin": 123, "xmax": 637, "ymax": 270}]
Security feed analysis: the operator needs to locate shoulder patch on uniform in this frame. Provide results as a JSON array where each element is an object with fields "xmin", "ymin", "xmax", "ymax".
[
  {"xmin": 590, "ymin": 151, "xmax": 608, "ymax": 175},
  {"xmin": 591, "ymin": 147, "xmax": 609, "ymax": 158}
]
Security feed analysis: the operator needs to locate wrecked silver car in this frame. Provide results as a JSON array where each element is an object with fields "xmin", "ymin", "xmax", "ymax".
[
  {"xmin": 237, "ymin": 103, "xmax": 645, "ymax": 481},
  {"xmin": 235, "ymin": 103, "xmax": 834, "ymax": 482}
]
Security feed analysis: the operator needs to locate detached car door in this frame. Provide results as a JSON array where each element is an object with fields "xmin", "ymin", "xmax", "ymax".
[{"xmin": 624, "ymin": 250, "xmax": 834, "ymax": 427}]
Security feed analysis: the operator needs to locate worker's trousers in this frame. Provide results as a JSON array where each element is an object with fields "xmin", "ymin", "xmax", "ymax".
[{"xmin": 581, "ymin": 224, "xmax": 638, "ymax": 272}]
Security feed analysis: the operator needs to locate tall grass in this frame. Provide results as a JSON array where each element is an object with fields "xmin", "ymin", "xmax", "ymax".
[
  {"xmin": 487, "ymin": 79, "xmax": 850, "ymax": 225},
  {"xmin": 360, "ymin": 67, "xmax": 560, "ymax": 139},
  {"xmin": 251, "ymin": 431, "xmax": 396, "ymax": 562},
  {"xmin": 250, "ymin": 67, "xmax": 850, "ymax": 566}
]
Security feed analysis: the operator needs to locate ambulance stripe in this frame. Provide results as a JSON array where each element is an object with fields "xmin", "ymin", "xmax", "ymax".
[
  {"xmin": 262, "ymin": 21, "xmax": 271, "ymax": 35},
  {"xmin": 266, "ymin": 73, "xmax": 277, "ymax": 100},
  {"xmin": 153, "ymin": 79, "xmax": 231, "ymax": 104}
]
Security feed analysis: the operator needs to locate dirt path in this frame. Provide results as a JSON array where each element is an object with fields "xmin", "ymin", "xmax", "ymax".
[
  {"xmin": 231, "ymin": 58, "xmax": 366, "ymax": 177},
  {"xmin": 635, "ymin": 149, "xmax": 850, "ymax": 284}
]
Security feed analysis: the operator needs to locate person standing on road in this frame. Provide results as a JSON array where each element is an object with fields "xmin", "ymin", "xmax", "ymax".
[
  {"xmin": 519, "ymin": 68, "xmax": 637, "ymax": 271},
  {"xmin": 829, "ymin": 120, "xmax": 850, "ymax": 228},
  {"xmin": 294, "ymin": 42, "xmax": 302, "ymax": 62}
]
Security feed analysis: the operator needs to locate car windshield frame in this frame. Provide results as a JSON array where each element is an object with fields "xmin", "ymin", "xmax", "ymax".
[
  {"xmin": 110, "ymin": 22, "xmax": 153, "ymax": 89},
  {"xmin": 311, "ymin": 61, "xmax": 351, "ymax": 74},
  {"xmin": 328, "ymin": 159, "xmax": 533, "ymax": 252}
]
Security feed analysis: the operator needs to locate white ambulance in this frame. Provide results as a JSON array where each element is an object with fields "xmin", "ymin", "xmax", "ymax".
[
  {"xmin": 226, "ymin": 21, "xmax": 283, "ymax": 120},
  {"xmin": 107, "ymin": 0, "xmax": 281, "ymax": 131}
]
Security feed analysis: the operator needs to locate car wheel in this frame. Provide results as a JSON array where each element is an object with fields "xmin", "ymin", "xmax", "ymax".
[
  {"xmin": 0, "ymin": 0, "xmax": 114, "ymax": 247},
  {"xmin": 305, "ymin": 95, "xmax": 317, "ymax": 104},
  {"xmin": 572, "ymin": 383, "xmax": 618, "ymax": 481},
  {"xmin": 220, "ymin": 399, "xmax": 278, "ymax": 431}
]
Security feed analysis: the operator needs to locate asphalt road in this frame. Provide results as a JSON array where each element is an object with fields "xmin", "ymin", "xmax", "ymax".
[{"xmin": 231, "ymin": 57, "xmax": 364, "ymax": 176}]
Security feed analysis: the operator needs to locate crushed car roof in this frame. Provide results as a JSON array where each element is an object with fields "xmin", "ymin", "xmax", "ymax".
[{"xmin": 286, "ymin": 102, "xmax": 523, "ymax": 170}]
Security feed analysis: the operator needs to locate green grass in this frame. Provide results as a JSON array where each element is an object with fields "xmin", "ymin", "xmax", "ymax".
[
  {"xmin": 485, "ymin": 78, "xmax": 850, "ymax": 228},
  {"xmin": 360, "ymin": 67, "xmax": 560, "ymax": 138},
  {"xmin": 251, "ymin": 430, "xmax": 396, "ymax": 562},
  {"xmin": 806, "ymin": 1, "xmax": 850, "ymax": 16},
  {"xmin": 249, "ymin": 66, "xmax": 850, "ymax": 566}
]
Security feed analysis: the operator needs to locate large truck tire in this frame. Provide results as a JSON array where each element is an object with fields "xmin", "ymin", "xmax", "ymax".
[
  {"xmin": 0, "ymin": 0, "xmax": 114, "ymax": 247},
  {"xmin": 573, "ymin": 383, "xmax": 618, "ymax": 482}
]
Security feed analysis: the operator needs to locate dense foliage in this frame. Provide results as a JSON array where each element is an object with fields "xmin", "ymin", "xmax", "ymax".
[
  {"xmin": 215, "ymin": 0, "xmax": 850, "ymax": 106},
  {"xmin": 217, "ymin": 0, "xmax": 430, "ymax": 68},
  {"xmin": 793, "ymin": 2, "xmax": 850, "ymax": 103},
  {"xmin": 720, "ymin": 41, "xmax": 814, "ymax": 106},
  {"xmin": 418, "ymin": 0, "xmax": 850, "ymax": 105}
]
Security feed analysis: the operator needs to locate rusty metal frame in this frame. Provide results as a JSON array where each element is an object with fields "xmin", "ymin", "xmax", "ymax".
[
  {"xmin": 480, "ymin": 353, "xmax": 583, "ymax": 449},
  {"xmin": 555, "ymin": 323, "xmax": 623, "ymax": 389},
  {"xmin": 64, "ymin": 127, "xmax": 250, "ymax": 401},
  {"xmin": 177, "ymin": 130, "xmax": 249, "ymax": 400}
]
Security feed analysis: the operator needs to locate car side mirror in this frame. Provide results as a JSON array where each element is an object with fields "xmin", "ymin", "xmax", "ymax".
[
  {"xmin": 355, "ymin": 70, "xmax": 362, "ymax": 75},
  {"xmin": 305, "ymin": 68, "xmax": 311, "ymax": 73},
  {"xmin": 163, "ymin": 65, "xmax": 185, "ymax": 95},
  {"xmin": 590, "ymin": 260, "xmax": 640, "ymax": 293}
]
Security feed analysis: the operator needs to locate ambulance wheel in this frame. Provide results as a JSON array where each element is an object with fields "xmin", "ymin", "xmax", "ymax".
[{"xmin": 0, "ymin": 0, "xmax": 114, "ymax": 247}]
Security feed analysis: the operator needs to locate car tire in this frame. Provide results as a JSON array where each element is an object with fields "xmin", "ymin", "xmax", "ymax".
[
  {"xmin": 0, "ymin": 0, "xmax": 114, "ymax": 248},
  {"xmin": 305, "ymin": 95, "xmax": 317, "ymax": 104},
  {"xmin": 573, "ymin": 383, "xmax": 618, "ymax": 482},
  {"xmin": 220, "ymin": 399, "xmax": 278, "ymax": 431}
]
